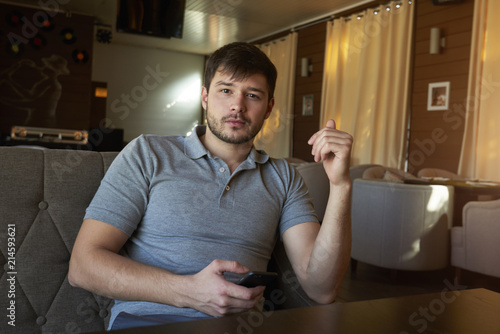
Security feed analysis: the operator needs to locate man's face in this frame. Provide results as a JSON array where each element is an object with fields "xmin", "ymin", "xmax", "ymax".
[{"xmin": 201, "ymin": 70, "xmax": 274, "ymax": 145}]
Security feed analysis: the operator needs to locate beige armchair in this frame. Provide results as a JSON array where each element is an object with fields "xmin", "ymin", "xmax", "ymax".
[
  {"xmin": 451, "ymin": 199, "xmax": 500, "ymax": 280},
  {"xmin": 418, "ymin": 168, "xmax": 464, "ymax": 181},
  {"xmin": 351, "ymin": 179, "xmax": 454, "ymax": 271},
  {"xmin": 362, "ymin": 165, "xmax": 417, "ymax": 181},
  {"xmin": 349, "ymin": 164, "xmax": 381, "ymax": 184}
]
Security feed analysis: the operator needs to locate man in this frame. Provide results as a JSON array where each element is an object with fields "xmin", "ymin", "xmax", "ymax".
[{"xmin": 68, "ymin": 42, "xmax": 353, "ymax": 330}]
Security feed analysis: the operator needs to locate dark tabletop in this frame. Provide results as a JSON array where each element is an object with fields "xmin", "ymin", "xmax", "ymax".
[{"xmin": 97, "ymin": 288, "xmax": 500, "ymax": 334}]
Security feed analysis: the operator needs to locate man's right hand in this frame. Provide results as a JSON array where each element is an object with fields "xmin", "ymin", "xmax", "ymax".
[{"xmin": 180, "ymin": 259, "xmax": 265, "ymax": 317}]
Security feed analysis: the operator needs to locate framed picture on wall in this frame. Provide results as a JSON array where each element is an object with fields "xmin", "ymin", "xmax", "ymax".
[
  {"xmin": 427, "ymin": 81, "xmax": 450, "ymax": 111},
  {"xmin": 302, "ymin": 94, "xmax": 314, "ymax": 116}
]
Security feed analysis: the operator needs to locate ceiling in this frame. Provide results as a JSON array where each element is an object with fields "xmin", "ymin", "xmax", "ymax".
[{"xmin": 8, "ymin": 0, "xmax": 372, "ymax": 55}]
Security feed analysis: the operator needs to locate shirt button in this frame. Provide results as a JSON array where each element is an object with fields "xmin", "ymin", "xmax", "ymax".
[
  {"xmin": 225, "ymin": 185, "xmax": 230, "ymax": 191},
  {"xmin": 36, "ymin": 316, "xmax": 47, "ymax": 325},
  {"xmin": 219, "ymin": 167, "xmax": 225, "ymax": 173},
  {"xmin": 99, "ymin": 309, "xmax": 109, "ymax": 318}
]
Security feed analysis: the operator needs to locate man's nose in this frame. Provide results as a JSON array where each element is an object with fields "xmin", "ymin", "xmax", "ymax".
[{"xmin": 230, "ymin": 93, "xmax": 246, "ymax": 113}]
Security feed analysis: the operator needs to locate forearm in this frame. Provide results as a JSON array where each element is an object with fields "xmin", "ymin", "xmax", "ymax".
[
  {"xmin": 68, "ymin": 246, "xmax": 188, "ymax": 308},
  {"xmin": 69, "ymin": 219, "xmax": 263, "ymax": 317},
  {"xmin": 303, "ymin": 181, "xmax": 352, "ymax": 303}
]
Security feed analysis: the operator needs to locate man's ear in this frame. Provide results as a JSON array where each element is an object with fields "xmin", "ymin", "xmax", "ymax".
[
  {"xmin": 265, "ymin": 98, "xmax": 275, "ymax": 119},
  {"xmin": 201, "ymin": 86, "xmax": 208, "ymax": 109}
]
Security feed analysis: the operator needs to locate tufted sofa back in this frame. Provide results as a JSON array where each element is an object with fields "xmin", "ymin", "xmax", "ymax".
[{"xmin": 0, "ymin": 147, "xmax": 117, "ymax": 333}]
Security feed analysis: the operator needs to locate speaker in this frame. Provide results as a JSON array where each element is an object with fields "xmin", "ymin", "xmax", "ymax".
[{"xmin": 88, "ymin": 128, "xmax": 124, "ymax": 151}]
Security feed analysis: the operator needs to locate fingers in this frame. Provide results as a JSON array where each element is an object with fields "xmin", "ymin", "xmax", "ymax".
[
  {"xmin": 307, "ymin": 119, "xmax": 337, "ymax": 146},
  {"xmin": 220, "ymin": 285, "xmax": 265, "ymax": 314},
  {"xmin": 326, "ymin": 119, "xmax": 336, "ymax": 129},
  {"xmin": 195, "ymin": 260, "xmax": 263, "ymax": 317},
  {"xmin": 210, "ymin": 259, "xmax": 249, "ymax": 276},
  {"xmin": 308, "ymin": 120, "xmax": 352, "ymax": 163},
  {"xmin": 316, "ymin": 135, "xmax": 352, "ymax": 162},
  {"xmin": 226, "ymin": 280, "xmax": 265, "ymax": 301}
]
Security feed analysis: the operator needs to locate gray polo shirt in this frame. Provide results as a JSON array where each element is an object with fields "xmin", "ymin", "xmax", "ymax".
[{"xmin": 84, "ymin": 125, "xmax": 318, "ymax": 326}]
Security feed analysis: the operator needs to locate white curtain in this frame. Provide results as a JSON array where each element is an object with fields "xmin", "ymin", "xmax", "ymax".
[
  {"xmin": 255, "ymin": 33, "xmax": 297, "ymax": 158},
  {"xmin": 458, "ymin": 0, "xmax": 500, "ymax": 182},
  {"xmin": 320, "ymin": 2, "xmax": 414, "ymax": 168}
]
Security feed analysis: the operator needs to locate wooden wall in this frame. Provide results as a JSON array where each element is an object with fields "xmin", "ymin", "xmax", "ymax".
[
  {"xmin": 2, "ymin": 1, "xmax": 475, "ymax": 165},
  {"xmin": 407, "ymin": 0, "xmax": 474, "ymax": 174},
  {"xmin": 0, "ymin": 3, "xmax": 93, "ymax": 137},
  {"xmin": 292, "ymin": 23, "xmax": 327, "ymax": 161},
  {"xmin": 290, "ymin": 0, "xmax": 475, "ymax": 171}
]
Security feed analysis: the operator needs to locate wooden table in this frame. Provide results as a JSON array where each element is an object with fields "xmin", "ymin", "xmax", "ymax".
[
  {"xmin": 97, "ymin": 288, "xmax": 500, "ymax": 333},
  {"xmin": 404, "ymin": 178, "xmax": 500, "ymax": 226}
]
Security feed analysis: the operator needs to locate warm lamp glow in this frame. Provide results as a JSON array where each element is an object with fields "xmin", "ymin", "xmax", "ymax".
[
  {"xmin": 95, "ymin": 87, "xmax": 107, "ymax": 98},
  {"xmin": 430, "ymin": 27, "xmax": 440, "ymax": 54}
]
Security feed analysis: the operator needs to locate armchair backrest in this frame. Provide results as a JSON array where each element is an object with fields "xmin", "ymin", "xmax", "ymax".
[
  {"xmin": 349, "ymin": 164, "xmax": 382, "ymax": 183},
  {"xmin": 351, "ymin": 178, "xmax": 454, "ymax": 271},
  {"xmin": 417, "ymin": 168, "xmax": 464, "ymax": 181},
  {"xmin": 362, "ymin": 166, "xmax": 416, "ymax": 181}
]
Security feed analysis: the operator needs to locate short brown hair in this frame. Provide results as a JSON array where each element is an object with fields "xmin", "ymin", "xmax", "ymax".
[{"xmin": 204, "ymin": 42, "xmax": 277, "ymax": 100}]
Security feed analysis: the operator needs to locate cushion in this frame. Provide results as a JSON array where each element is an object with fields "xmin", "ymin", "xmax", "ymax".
[{"xmin": 383, "ymin": 170, "xmax": 404, "ymax": 182}]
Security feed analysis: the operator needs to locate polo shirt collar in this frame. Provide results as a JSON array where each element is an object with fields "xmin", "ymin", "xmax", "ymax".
[
  {"xmin": 184, "ymin": 125, "xmax": 269, "ymax": 165},
  {"xmin": 184, "ymin": 125, "xmax": 208, "ymax": 159}
]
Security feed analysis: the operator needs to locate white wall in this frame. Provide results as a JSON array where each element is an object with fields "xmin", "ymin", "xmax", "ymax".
[{"xmin": 92, "ymin": 42, "xmax": 205, "ymax": 142}]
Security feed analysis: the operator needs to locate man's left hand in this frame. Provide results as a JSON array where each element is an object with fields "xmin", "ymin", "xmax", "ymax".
[{"xmin": 307, "ymin": 119, "xmax": 353, "ymax": 185}]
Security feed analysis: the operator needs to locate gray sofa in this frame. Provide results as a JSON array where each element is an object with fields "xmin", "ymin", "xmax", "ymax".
[{"xmin": 0, "ymin": 147, "xmax": 317, "ymax": 333}]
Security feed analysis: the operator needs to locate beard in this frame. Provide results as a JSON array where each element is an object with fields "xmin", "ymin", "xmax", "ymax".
[{"xmin": 206, "ymin": 110, "xmax": 265, "ymax": 145}]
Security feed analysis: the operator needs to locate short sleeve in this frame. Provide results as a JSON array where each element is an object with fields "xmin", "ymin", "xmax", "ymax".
[
  {"xmin": 278, "ymin": 162, "xmax": 319, "ymax": 237},
  {"xmin": 84, "ymin": 136, "xmax": 153, "ymax": 236}
]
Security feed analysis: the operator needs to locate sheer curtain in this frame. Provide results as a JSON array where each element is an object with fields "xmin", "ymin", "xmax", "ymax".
[
  {"xmin": 255, "ymin": 33, "xmax": 297, "ymax": 158},
  {"xmin": 320, "ymin": 1, "xmax": 414, "ymax": 168},
  {"xmin": 458, "ymin": 0, "xmax": 500, "ymax": 182}
]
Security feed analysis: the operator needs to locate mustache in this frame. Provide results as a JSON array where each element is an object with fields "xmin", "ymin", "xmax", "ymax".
[{"xmin": 222, "ymin": 114, "xmax": 249, "ymax": 124}]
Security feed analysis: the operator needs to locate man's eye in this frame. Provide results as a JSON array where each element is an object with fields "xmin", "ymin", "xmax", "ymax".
[
  {"xmin": 221, "ymin": 89, "xmax": 230, "ymax": 94},
  {"xmin": 248, "ymin": 93, "xmax": 260, "ymax": 99}
]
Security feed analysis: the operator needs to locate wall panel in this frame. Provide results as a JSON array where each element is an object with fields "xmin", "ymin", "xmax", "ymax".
[
  {"xmin": 0, "ymin": 3, "xmax": 93, "ymax": 137},
  {"xmin": 292, "ymin": 22, "xmax": 327, "ymax": 161},
  {"xmin": 408, "ymin": 0, "xmax": 474, "ymax": 174}
]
